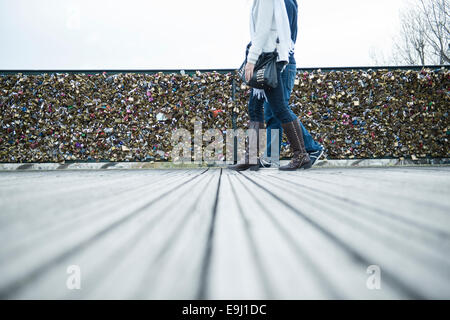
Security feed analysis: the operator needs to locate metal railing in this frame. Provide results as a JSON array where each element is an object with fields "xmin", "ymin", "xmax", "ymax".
[
  {"xmin": 0, "ymin": 65, "xmax": 448, "ymax": 75},
  {"xmin": 1, "ymin": 65, "xmax": 448, "ymax": 163}
]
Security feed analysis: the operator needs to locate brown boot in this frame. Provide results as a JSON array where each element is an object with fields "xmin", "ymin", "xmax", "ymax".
[
  {"xmin": 228, "ymin": 121, "xmax": 264, "ymax": 171},
  {"xmin": 279, "ymin": 120, "xmax": 312, "ymax": 171}
]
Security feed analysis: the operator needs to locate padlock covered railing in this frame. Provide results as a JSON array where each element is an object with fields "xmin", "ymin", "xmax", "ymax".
[{"xmin": 0, "ymin": 66, "xmax": 448, "ymax": 163}]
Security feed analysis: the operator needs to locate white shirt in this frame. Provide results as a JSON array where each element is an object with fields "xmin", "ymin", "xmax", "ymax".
[{"xmin": 247, "ymin": 0, "xmax": 292, "ymax": 65}]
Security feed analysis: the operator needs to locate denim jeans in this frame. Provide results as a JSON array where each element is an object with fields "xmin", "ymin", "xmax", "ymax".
[
  {"xmin": 263, "ymin": 63, "xmax": 323, "ymax": 158},
  {"xmin": 248, "ymin": 62, "xmax": 298, "ymax": 124}
]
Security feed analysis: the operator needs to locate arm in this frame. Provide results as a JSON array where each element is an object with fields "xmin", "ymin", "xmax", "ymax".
[
  {"xmin": 290, "ymin": 2, "xmax": 298, "ymax": 43},
  {"xmin": 247, "ymin": 0, "xmax": 274, "ymax": 64}
]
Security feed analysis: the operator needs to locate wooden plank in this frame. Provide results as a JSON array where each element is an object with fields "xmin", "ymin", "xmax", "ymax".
[
  {"xmin": 218, "ymin": 170, "xmax": 405, "ymax": 299},
  {"xmin": 241, "ymin": 169, "xmax": 450, "ymax": 299},
  {"xmin": 264, "ymin": 170, "xmax": 450, "ymax": 251},
  {"xmin": 0, "ymin": 170, "xmax": 193, "ymax": 243},
  {"xmin": 293, "ymin": 168, "xmax": 450, "ymax": 235},
  {"xmin": 0, "ymin": 169, "xmax": 208, "ymax": 298},
  {"xmin": 75, "ymin": 169, "xmax": 219, "ymax": 299},
  {"xmin": 0, "ymin": 167, "xmax": 449, "ymax": 299},
  {"xmin": 207, "ymin": 170, "xmax": 274, "ymax": 299}
]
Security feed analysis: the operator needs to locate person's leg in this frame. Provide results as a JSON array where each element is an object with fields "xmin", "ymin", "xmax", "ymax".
[
  {"xmin": 264, "ymin": 62, "xmax": 311, "ymax": 170},
  {"xmin": 248, "ymin": 88, "xmax": 265, "ymax": 123},
  {"xmin": 263, "ymin": 101, "xmax": 282, "ymax": 160},
  {"xmin": 299, "ymin": 122, "xmax": 323, "ymax": 153},
  {"xmin": 262, "ymin": 63, "xmax": 292, "ymax": 164},
  {"xmin": 264, "ymin": 64, "xmax": 322, "ymax": 161},
  {"xmin": 282, "ymin": 64, "xmax": 323, "ymax": 154},
  {"xmin": 264, "ymin": 65, "xmax": 296, "ymax": 124},
  {"xmin": 229, "ymin": 89, "xmax": 265, "ymax": 171}
]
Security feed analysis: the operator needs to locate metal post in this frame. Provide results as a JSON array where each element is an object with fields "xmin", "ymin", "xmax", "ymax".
[{"xmin": 231, "ymin": 78, "xmax": 237, "ymax": 164}]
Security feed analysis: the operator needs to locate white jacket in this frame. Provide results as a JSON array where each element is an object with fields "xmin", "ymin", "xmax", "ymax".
[{"xmin": 247, "ymin": 0, "xmax": 292, "ymax": 65}]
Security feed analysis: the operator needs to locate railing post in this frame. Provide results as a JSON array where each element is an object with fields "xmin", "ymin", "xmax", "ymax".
[{"xmin": 231, "ymin": 77, "xmax": 237, "ymax": 164}]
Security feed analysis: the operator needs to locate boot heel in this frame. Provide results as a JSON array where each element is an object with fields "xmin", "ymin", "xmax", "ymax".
[
  {"xmin": 250, "ymin": 164, "xmax": 260, "ymax": 171},
  {"xmin": 301, "ymin": 161, "xmax": 312, "ymax": 170}
]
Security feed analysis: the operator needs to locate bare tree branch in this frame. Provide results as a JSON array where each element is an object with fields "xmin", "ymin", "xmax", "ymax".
[{"xmin": 418, "ymin": 0, "xmax": 449, "ymax": 63}]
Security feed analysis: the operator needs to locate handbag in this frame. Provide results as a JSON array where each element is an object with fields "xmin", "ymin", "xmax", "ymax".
[{"xmin": 238, "ymin": 45, "xmax": 279, "ymax": 90}]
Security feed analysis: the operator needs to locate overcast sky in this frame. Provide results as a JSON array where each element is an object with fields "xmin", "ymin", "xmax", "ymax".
[{"xmin": 0, "ymin": 0, "xmax": 406, "ymax": 70}]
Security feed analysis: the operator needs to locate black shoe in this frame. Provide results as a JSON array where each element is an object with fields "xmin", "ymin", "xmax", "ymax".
[
  {"xmin": 309, "ymin": 148, "xmax": 324, "ymax": 167},
  {"xmin": 228, "ymin": 163, "xmax": 259, "ymax": 171}
]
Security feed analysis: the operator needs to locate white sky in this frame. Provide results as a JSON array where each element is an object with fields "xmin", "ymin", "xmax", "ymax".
[{"xmin": 0, "ymin": 0, "xmax": 406, "ymax": 70}]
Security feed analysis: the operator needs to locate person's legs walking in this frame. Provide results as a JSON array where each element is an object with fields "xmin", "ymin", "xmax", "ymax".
[
  {"xmin": 263, "ymin": 101, "xmax": 282, "ymax": 164},
  {"xmin": 282, "ymin": 64, "xmax": 324, "ymax": 164},
  {"xmin": 263, "ymin": 63, "xmax": 324, "ymax": 167},
  {"xmin": 228, "ymin": 90, "xmax": 265, "ymax": 171},
  {"xmin": 264, "ymin": 62, "xmax": 311, "ymax": 171}
]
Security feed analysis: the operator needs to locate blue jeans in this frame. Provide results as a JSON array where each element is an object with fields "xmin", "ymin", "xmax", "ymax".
[
  {"xmin": 264, "ymin": 63, "xmax": 323, "ymax": 157},
  {"xmin": 248, "ymin": 62, "xmax": 298, "ymax": 124}
]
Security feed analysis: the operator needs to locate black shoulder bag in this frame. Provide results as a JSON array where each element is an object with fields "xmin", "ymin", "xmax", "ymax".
[{"xmin": 238, "ymin": 42, "xmax": 279, "ymax": 90}]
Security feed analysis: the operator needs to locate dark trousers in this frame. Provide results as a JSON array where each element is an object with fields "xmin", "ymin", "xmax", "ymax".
[
  {"xmin": 247, "ymin": 61, "xmax": 297, "ymax": 124},
  {"xmin": 264, "ymin": 63, "xmax": 323, "ymax": 157}
]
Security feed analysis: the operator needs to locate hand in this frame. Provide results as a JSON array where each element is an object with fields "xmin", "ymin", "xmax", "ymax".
[{"xmin": 245, "ymin": 62, "xmax": 255, "ymax": 83}]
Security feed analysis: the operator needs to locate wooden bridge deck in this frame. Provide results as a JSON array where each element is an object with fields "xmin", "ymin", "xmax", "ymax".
[{"xmin": 0, "ymin": 167, "xmax": 449, "ymax": 299}]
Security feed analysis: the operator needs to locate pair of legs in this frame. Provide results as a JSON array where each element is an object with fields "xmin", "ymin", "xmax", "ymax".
[
  {"xmin": 247, "ymin": 62, "xmax": 297, "ymax": 124},
  {"xmin": 264, "ymin": 63, "xmax": 323, "ymax": 164},
  {"xmin": 238, "ymin": 61, "xmax": 311, "ymax": 171}
]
